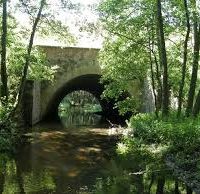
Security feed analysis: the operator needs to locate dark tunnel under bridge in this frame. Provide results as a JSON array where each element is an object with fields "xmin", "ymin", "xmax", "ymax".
[{"xmin": 43, "ymin": 74, "xmax": 124, "ymax": 123}]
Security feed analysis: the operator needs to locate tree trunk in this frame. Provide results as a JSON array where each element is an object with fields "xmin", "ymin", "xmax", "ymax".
[
  {"xmin": 185, "ymin": 0, "xmax": 200, "ymax": 117},
  {"xmin": 0, "ymin": 0, "xmax": 8, "ymax": 105},
  {"xmin": 11, "ymin": 0, "xmax": 45, "ymax": 117},
  {"xmin": 186, "ymin": 186, "xmax": 193, "ymax": 194},
  {"xmin": 174, "ymin": 180, "xmax": 180, "ymax": 194},
  {"xmin": 149, "ymin": 37, "xmax": 158, "ymax": 116},
  {"xmin": 152, "ymin": 50, "xmax": 162, "ymax": 110},
  {"xmin": 149, "ymin": 21, "xmax": 162, "ymax": 114},
  {"xmin": 156, "ymin": 177, "xmax": 165, "ymax": 194},
  {"xmin": 156, "ymin": 0, "xmax": 169, "ymax": 117},
  {"xmin": 193, "ymin": 89, "xmax": 200, "ymax": 116},
  {"xmin": 150, "ymin": 52, "xmax": 158, "ymax": 116},
  {"xmin": 177, "ymin": 0, "xmax": 190, "ymax": 117}
]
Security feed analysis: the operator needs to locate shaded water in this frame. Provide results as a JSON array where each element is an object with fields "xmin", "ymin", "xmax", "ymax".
[{"xmin": 0, "ymin": 112, "xmax": 119, "ymax": 194}]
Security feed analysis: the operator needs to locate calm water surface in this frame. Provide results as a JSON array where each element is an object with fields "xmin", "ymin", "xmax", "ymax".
[
  {"xmin": 0, "ymin": 113, "xmax": 119, "ymax": 194},
  {"xmin": 0, "ymin": 111, "xmax": 192, "ymax": 193}
]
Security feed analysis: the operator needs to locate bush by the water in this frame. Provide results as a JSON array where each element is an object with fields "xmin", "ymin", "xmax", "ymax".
[
  {"xmin": 128, "ymin": 113, "xmax": 200, "ymax": 192},
  {"xmin": 91, "ymin": 113, "xmax": 200, "ymax": 194},
  {"xmin": 0, "ymin": 106, "xmax": 20, "ymax": 152},
  {"xmin": 130, "ymin": 113, "xmax": 200, "ymax": 153}
]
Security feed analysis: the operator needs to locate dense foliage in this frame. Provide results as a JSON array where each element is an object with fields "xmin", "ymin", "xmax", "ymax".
[
  {"xmin": 97, "ymin": 0, "xmax": 200, "ymax": 192},
  {"xmin": 99, "ymin": 0, "xmax": 200, "ymax": 117},
  {"xmin": 91, "ymin": 113, "xmax": 200, "ymax": 193}
]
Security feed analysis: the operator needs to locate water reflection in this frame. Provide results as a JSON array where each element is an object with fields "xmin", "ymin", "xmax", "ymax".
[
  {"xmin": 60, "ymin": 108, "xmax": 102, "ymax": 128},
  {"xmin": 0, "ymin": 124, "xmax": 193, "ymax": 194},
  {"xmin": 0, "ymin": 122, "xmax": 118, "ymax": 194},
  {"xmin": 58, "ymin": 90, "xmax": 103, "ymax": 128},
  {"xmin": 0, "ymin": 95, "xmax": 192, "ymax": 193}
]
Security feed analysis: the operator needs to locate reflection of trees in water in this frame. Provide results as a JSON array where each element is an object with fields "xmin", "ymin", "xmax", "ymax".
[
  {"xmin": 0, "ymin": 157, "xmax": 27, "ymax": 193},
  {"xmin": 59, "ymin": 90, "xmax": 102, "ymax": 127},
  {"xmin": 92, "ymin": 161, "xmax": 190, "ymax": 194},
  {"xmin": 16, "ymin": 160, "xmax": 25, "ymax": 194},
  {"xmin": 0, "ymin": 157, "xmax": 6, "ymax": 194},
  {"xmin": 0, "ymin": 154, "xmax": 56, "ymax": 193},
  {"xmin": 60, "ymin": 108, "xmax": 102, "ymax": 127},
  {"xmin": 0, "ymin": 152, "xmax": 191, "ymax": 194}
]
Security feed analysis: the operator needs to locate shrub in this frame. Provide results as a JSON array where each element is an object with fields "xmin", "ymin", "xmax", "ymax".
[
  {"xmin": 130, "ymin": 113, "xmax": 200, "ymax": 154},
  {"xmin": 0, "ymin": 105, "xmax": 21, "ymax": 152}
]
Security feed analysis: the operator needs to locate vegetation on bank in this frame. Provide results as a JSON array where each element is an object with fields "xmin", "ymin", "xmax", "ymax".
[
  {"xmin": 130, "ymin": 113, "xmax": 200, "ymax": 191},
  {"xmin": 99, "ymin": 0, "xmax": 200, "ymax": 118}
]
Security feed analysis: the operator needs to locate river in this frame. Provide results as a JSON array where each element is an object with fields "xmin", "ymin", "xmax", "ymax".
[
  {"xmin": 0, "ymin": 110, "xmax": 192, "ymax": 194},
  {"xmin": 0, "ymin": 111, "xmax": 120, "ymax": 194}
]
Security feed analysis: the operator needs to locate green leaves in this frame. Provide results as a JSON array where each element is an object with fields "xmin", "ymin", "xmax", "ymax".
[
  {"xmin": 130, "ymin": 113, "xmax": 200, "ymax": 153},
  {"xmin": 7, "ymin": 42, "xmax": 54, "ymax": 97},
  {"xmin": 98, "ymin": 0, "xmax": 154, "ymax": 114},
  {"xmin": 99, "ymin": 0, "xmax": 200, "ymax": 116}
]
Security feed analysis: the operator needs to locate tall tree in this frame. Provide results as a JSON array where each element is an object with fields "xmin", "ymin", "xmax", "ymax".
[
  {"xmin": 148, "ymin": 15, "xmax": 162, "ymax": 115},
  {"xmin": 149, "ymin": 41, "xmax": 158, "ymax": 116},
  {"xmin": 0, "ymin": 0, "xmax": 8, "ymax": 105},
  {"xmin": 193, "ymin": 89, "xmax": 200, "ymax": 116},
  {"xmin": 185, "ymin": 0, "xmax": 200, "ymax": 117},
  {"xmin": 156, "ymin": 0, "xmax": 169, "ymax": 117},
  {"xmin": 12, "ymin": 0, "xmax": 46, "ymax": 114},
  {"xmin": 177, "ymin": 0, "xmax": 190, "ymax": 117},
  {"xmin": 0, "ymin": 0, "xmax": 78, "ymax": 124}
]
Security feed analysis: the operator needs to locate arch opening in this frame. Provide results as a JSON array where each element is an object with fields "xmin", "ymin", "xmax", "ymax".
[
  {"xmin": 43, "ymin": 74, "xmax": 127, "ymax": 125},
  {"xmin": 58, "ymin": 90, "xmax": 103, "ymax": 127}
]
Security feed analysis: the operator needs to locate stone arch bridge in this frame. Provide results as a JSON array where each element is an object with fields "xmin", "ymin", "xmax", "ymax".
[{"xmin": 23, "ymin": 45, "xmax": 153, "ymax": 125}]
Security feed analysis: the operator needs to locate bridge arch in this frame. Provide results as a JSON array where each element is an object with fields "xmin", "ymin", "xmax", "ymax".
[{"xmin": 43, "ymin": 74, "xmax": 117, "ymax": 121}]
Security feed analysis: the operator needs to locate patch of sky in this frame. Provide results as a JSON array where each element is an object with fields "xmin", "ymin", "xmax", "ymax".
[{"xmin": 10, "ymin": 0, "xmax": 102, "ymax": 48}]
